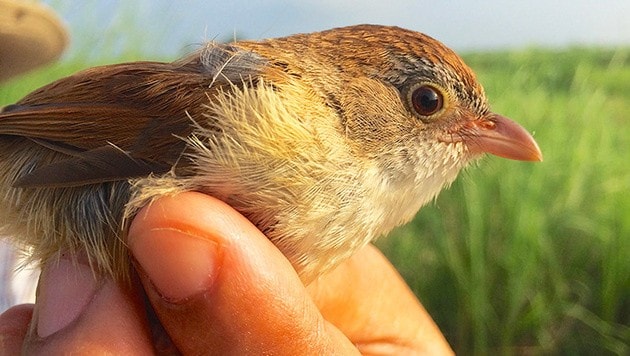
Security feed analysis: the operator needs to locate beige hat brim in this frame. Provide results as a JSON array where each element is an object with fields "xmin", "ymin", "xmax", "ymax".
[{"xmin": 0, "ymin": 0, "xmax": 69, "ymax": 81}]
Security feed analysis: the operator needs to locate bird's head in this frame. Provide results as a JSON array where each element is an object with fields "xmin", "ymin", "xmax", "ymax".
[{"xmin": 307, "ymin": 25, "xmax": 542, "ymax": 169}]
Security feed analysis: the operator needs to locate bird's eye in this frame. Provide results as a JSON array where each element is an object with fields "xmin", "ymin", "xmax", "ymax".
[{"xmin": 410, "ymin": 85, "xmax": 443, "ymax": 117}]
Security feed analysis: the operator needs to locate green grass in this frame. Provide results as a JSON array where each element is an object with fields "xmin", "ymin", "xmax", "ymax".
[
  {"xmin": 378, "ymin": 47, "xmax": 630, "ymax": 355},
  {"xmin": 1, "ymin": 47, "xmax": 628, "ymax": 355}
]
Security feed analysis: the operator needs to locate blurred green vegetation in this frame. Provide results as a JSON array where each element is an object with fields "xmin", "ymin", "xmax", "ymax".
[
  {"xmin": 378, "ymin": 47, "xmax": 630, "ymax": 355},
  {"xmin": 1, "ymin": 47, "xmax": 628, "ymax": 355}
]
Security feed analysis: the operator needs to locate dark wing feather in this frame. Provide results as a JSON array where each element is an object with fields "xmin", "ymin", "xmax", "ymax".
[{"xmin": 14, "ymin": 145, "xmax": 169, "ymax": 187}]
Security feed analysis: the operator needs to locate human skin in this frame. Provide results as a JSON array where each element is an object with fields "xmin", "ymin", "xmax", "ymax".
[{"xmin": 0, "ymin": 192, "xmax": 453, "ymax": 355}]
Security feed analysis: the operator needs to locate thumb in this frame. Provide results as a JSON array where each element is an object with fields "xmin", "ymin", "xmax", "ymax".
[{"xmin": 128, "ymin": 192, "xmax": 357, "ymax": 355}]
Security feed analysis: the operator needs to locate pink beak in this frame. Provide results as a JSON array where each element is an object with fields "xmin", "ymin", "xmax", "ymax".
[{"xmin": 443, "ymin": 114, "xmax": 543, "ymax": 161}]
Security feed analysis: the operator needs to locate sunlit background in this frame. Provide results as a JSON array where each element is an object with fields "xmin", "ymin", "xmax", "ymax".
[{"xmin": 45, "ymin": 0, "xmax": 630, "ymax": 58}]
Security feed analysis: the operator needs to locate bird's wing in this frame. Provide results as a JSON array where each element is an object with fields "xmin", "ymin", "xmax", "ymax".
[{"xmin": 0, "ymin": 45, "xmax": 268, "ymax": 187}]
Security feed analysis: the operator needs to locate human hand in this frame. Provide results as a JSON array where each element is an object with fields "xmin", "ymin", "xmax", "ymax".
[{"xmin": 0, "ymin": 192, "xmax": 453, "ymax": 354}]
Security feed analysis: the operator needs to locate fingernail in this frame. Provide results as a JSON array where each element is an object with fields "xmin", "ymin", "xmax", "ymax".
[
  {"xmin": 36, "ymin": 255, "xmax": 99, "ymax": 337},
  {"xmin": 130, "ymin": 227, "xmax": 220, "ymax": 302}
]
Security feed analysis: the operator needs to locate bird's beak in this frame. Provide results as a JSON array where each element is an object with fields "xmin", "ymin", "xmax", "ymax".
[{"xmin": 443, "ymin": 113, "xmax": 543, "ymax": 161}]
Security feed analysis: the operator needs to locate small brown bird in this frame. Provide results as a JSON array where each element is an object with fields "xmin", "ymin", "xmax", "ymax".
[{"xmin": 0, "ymin": 25, "xmax": 541, "ymax": 283}]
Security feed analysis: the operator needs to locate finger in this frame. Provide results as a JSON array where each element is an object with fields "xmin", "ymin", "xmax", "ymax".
[
  {"xmin": 0, "ymin": 304, "xmax": 33, "ymax": 354},
  {"xmin": 308, "ymin": 245, "xmax": 454, "ymax": 355},
  {"xmin": 128, "ymin": 192, "xmax": 358, "ymax": 355},
  {"xmin": 21, "ymin": 254, "xmax": 156, "ymax": 354}
]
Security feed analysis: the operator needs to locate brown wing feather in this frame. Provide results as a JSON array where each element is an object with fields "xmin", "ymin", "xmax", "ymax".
[
  {"xmin": 1, "ymin": 61, "xmax": 209, "ymax": 157},
  {"xmin": 0, "ymin": 45, "xmax": 267, "ymax": 187}
]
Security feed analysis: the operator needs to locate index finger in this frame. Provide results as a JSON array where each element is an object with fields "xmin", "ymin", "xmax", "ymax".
[{"xmin": 308, "ymin": 245, "xmax": 454, "ymax": 355}]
